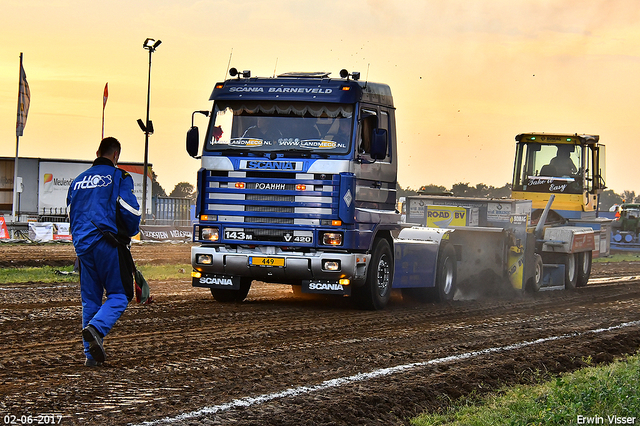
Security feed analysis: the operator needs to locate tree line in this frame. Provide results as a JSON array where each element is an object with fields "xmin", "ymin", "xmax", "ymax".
[
  {"xmin": 397, "ymin": 182, "xmax": 512, "ymax": 199},
  {"xmin": 152, "ymin": 175, "xmax": 637, "ymax": 212},
  {"xmin": 152, "ymin": 171, "xmax": 195, "ymax": 201},
  {"xmin": 398, "ymin": 182, "xmax": 634, "ymax": 212}
]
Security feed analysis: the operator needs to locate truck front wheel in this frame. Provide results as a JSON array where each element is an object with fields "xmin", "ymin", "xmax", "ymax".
[
  {"xmin": 210, "ymin": 277, "xmax": 252, "ymax": 303},
  {"xmin": 353, "ymin": 238, "xmax": 393, "ymax": 310}
]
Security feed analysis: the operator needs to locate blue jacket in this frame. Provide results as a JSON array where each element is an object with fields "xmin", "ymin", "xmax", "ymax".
[{"xmin": 67, "ymin": 157, "xmax": 141, "ymax": 256}]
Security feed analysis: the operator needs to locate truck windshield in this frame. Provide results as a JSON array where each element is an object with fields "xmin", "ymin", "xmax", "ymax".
[
  {"xmin": 205, "ymin": 101, "xmax": 353, "ymax": 155},
  {"xmin": 513, "ymin": 142, "xmax": 583, "ymax": 194}
]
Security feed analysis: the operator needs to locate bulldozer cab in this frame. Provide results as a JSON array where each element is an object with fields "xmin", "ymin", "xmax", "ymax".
[{"xmin": 511, "ymin": 133, "xmax": 606, "ymax": 219}]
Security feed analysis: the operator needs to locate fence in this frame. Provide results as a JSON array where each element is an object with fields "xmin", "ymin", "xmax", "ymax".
[{"xmin": 149, "ymin": 197, "xmax": 193, "ymax": 226}]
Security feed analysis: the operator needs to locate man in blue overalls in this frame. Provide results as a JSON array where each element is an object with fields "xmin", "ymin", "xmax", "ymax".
[{"xmin": 67, "ymin": 137, "xmax": 141, "ymax": 366}]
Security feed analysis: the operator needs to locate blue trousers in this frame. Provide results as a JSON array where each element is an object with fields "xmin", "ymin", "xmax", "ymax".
[{"xmin": 79, "ymin": 238, "xmax": 129, "ymax": 360}]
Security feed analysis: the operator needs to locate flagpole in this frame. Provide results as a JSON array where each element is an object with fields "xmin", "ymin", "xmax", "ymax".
[{"xmin": 12, "ymin": 53, "xmax": 23, "ymax": 223}]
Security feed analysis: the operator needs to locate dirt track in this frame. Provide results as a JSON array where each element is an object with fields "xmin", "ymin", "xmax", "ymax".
[{"xmin": 1, "ymin": 243, "xmax": 640, "ymax": 425}]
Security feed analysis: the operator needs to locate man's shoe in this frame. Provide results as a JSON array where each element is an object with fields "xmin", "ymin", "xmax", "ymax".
[
  {"xmin": 82, "ymin": 325, "xmax": 106, "ymax": 363},
  {"xmin": 84, "ymin": 358, "xmax": 103, "ymax": 367}
]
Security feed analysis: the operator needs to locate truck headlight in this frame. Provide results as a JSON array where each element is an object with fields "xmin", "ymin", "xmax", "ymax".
[
  {"xmin": 323, "ymin": 260, "xmax": 341, "ymax": 271},
  {"xmin": 196, "ymin": 254, "xmax": 213, "ymax": 265},
  {"xmin": 321, "ymin": 232, "xmax": 343, "ymax": 246},
  {"xmin": 201, "ymin": 227, "xmax": 219, "ymax": 241}
]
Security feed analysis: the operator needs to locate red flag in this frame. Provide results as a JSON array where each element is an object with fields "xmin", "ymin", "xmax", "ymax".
[
  {"xmin": 103, "ymin": 82, "xmax": 109, "ymax": 109},
  {"xmin": 16, "ymin": 62, "xmax": 30, "ymax": 137}
]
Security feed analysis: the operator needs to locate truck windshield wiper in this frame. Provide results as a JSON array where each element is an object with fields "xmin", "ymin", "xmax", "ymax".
[
  {"xmin": 215, "ymin": 147, "xmax": 251, "ymax": 156},
  {"xmin": 278, "ymin": 147, "xmax": 330, "ymax": 158}
]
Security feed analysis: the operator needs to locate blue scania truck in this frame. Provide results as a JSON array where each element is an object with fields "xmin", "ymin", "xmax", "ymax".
[
  {"xmin": 186, "ymin": 68, "xmax": 595, "ymax": 309},
  {"xmin": 186, "ymin": 69, "xmax": 402, "ymax": 310}
]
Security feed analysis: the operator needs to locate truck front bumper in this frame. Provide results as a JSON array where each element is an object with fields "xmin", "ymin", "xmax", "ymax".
[{"xmin": 191, "ymin": 245, "xmax": 370, "ymax": 286}]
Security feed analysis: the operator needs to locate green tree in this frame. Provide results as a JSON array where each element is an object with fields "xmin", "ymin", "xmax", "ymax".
[
  {"xmin": 599, "ymin": 189, "xmax": 623, "ymax": 212},
  {"xmin": 396, "ymin": 184, "xmax": 419, "ymax": 198},
  {"xmin": 622, "ymin": 190, "xmax": 638, "ymax": 203},
  {"xmin": 451, "ymin": 182, "xmax": 471, "ymax": 197},
  {"xmin": 151, "ymin": 170, "xmax": 166, "ymax": 198},
  {"xmin": 170, "ymin": 182, "xmax": 196, "ymax": 201},
  {"xmin": 450, "ymin": 182, "xmax": 511, "ymax": 198},
  {"xmin": 417, "ymin": 184, "xmax": 449, "ymax": 195}
]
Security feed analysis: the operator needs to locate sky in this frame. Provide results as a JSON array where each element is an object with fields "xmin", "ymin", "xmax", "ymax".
[{"xmin": 2, "ymin": 0, "xmax": 640, "ymax": 195}]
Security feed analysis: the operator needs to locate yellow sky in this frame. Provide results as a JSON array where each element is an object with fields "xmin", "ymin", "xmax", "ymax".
[{"xmin": 2, "ymin": 0, "xmax": 640, "ymax": 195}]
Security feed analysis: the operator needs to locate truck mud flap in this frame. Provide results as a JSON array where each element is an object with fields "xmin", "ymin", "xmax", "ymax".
[
  {"xmin": 392, "ymin": 239, "xmax": 439, "ymax": 289},
  {"xmin": 192, "ymin": 273, "xmax": 240, "ymax": 290},
  {"xmin": 302, "ymin": 280, "xmax": 351, "ymax": 295}
]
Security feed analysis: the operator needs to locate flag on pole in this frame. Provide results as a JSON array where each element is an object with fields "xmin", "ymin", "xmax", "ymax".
[
  {"xmin": 16, "ymin": 62, "xmax": 30, "ymax": 137},
  {"xmin": 102, "ymin": 83, "xmax": 108, "ymax": 139},
  {"xmin": 103, "ymin": 82, "xmax": 109, "ymax": 109}
]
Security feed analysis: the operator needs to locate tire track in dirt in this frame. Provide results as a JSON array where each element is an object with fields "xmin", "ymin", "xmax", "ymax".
[
  {"xmin": 136, "ymin": 320, "xmax": 640, "ymax": 426},
  {"xmin": 1, "ymin": 256, "xmax": 640, "ymax": 425}
]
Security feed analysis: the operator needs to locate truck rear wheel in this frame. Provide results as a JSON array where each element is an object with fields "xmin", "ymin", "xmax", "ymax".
[
  {"xmin": 435, "ymin": 243, "xmax": 457, "ymax": 301},
  {"xmin": 564, "ymin": 253, "xmax": 578, "ymax": 290},
  {"xmin": 210, "ymin": 277, "xmax": 252, "ymax": 303},
  {"xmin": 576, "ymin": 251, "xmax": 592, "ymax": 287},
  {"xmin": 353, "ymin": 238, "xmax": 393, "ymax": 310}
]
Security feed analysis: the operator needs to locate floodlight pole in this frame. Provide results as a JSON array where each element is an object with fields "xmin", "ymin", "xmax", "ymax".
[{"xmin": 141, "ymin": 38, "xmax": 161, "ymax": 224}]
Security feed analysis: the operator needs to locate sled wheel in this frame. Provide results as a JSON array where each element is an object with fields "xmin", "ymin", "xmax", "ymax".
[
  {"xmin": 526, "ymin": 253, "xmax": 544, "ymax": 293},
  {"xmin": 564, "ymin": 253, "xmax": 578, "ymax": 290},
  {"xmin": 576, "ymin": 251, "xmax": 592, "ymax": 287}
]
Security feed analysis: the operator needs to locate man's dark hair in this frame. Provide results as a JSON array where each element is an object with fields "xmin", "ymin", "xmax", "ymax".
[{"xmin": 98, "ymin": 137, "xmax": 121, "ymax": 157}]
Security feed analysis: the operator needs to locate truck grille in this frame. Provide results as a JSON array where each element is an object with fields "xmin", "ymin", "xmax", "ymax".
[
  {"xmin": 249, "ymin": 217, "xmax": 295, "ymax": 224},
  {"xmin": 247, "ymin": 194, "xmax": 295, "ymax": 202},
  {"xmin": 203, "ymin": 170, "xmax": 338, "ymax": 245},
  {"xmin": 246, "ymin": 205, "xmax": 294, "ymax": 213}
]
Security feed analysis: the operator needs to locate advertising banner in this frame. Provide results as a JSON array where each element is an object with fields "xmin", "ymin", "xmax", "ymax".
[
  {"xmin": 38, "ymin": 161, "xmax": 151, "ymax": 216},
  {"xmin": 139, "ymin": 225, "xmax": 192, "ymax": 242},
  {"xmin": 425, "ymin": 206, "xmax": 469, "ymax": 228},
  {"xmin": 27, "ymin": 222, "xmax": 72, "ymax": 242},
  {"xmin": 38, "ymin": 162, "xmax": 88, "ymax": 215},
  {"xmin": 28, "ymin": 222, "xmax": 53, "ymax": 241}
]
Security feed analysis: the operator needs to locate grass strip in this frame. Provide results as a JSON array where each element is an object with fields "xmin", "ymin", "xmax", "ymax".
[
  {"xmin": 0, "ymin": 264, "xmax": 191, "ymax": 284},
  {"xmin": 411, "ymin": 352, "xmax": 640, "ymax": 426},
  {"xmin": 594, "ymin": 253, "xmax": 640, "ymax": 263}
]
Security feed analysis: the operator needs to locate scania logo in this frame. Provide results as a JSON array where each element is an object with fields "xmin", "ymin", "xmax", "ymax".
[
  {"xmin": 199, "ymin": 277, "xmax": 233, "ymax": 286},
  {"xmin": 308, "ymin": 283, "xmax": 344, "ymax": 291},
  {"xmin": 246, "ymin": 161, "xmax": 300, "ymax": 170}
]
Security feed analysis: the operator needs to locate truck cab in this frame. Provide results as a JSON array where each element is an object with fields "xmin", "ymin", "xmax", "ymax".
[{"xmin": 187, "ymin": 69, "xmax": 400, "ymax": 309}]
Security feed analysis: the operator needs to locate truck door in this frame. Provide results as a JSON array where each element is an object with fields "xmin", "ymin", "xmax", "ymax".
[{"xmin": 354, "ymin": 106, "xmax": 397, "ymax": 212}]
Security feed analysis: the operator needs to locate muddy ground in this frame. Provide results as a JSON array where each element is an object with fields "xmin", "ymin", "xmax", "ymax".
[{"xmin": 1, "ymin": 242, "xmax": 640, "ymax": 425}]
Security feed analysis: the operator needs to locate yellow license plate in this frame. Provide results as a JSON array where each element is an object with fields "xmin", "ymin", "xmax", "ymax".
[{"xmin": 250, "ymin": 257, "xmax": 285, "ymax": 267}]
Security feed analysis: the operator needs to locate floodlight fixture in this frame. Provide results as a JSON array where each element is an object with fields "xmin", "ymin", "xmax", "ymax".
[{"xmin": 139, "ymin": 37, "xmax": 161, "ymax": 223}]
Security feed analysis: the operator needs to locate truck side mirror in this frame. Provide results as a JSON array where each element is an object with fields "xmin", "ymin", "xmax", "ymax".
[
  {"xmin": 370, "ymin": 128, "xmax": 388, "ymax": 160},
  {"xmin": 186, "ymin": 126, "xmax": 200, "ymax": 158}
]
